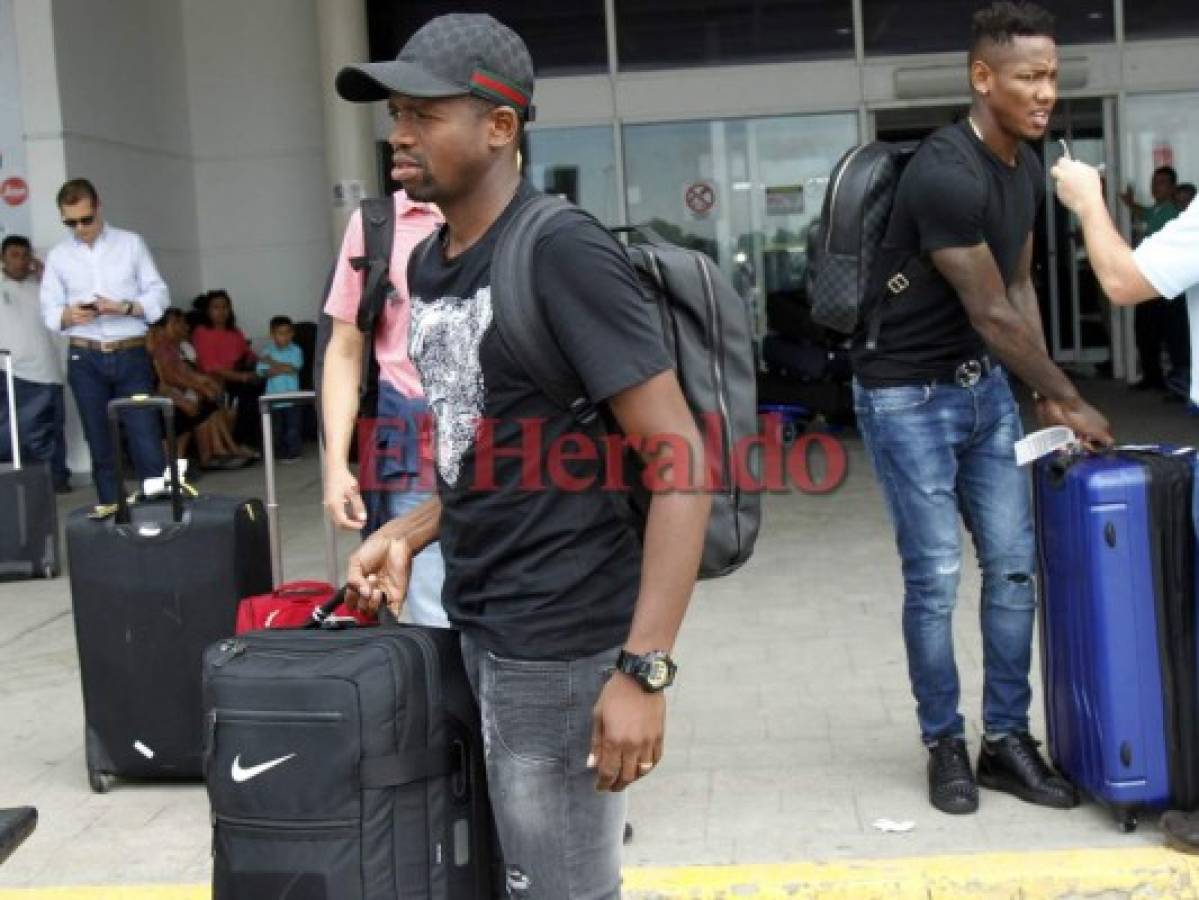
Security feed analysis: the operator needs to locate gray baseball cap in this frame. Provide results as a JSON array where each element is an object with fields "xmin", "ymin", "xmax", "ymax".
[{"xmin": 336, "ymin": 13, "xmax": 535, "ymax": 120}]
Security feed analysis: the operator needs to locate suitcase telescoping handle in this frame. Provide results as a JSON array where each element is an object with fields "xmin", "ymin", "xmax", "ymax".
[
  {"xmin": 304, "ymin": 585, "xmax": 387, "ymax": 629},
  {"xmin": 259, "ymin": 391, "xmax": 338, "ymax": 589},
  {"xmin": 1, "ymin": 350, "xmax": 19, "ymax": 471},
  {"xmin": 107, "ymin": 396, "xmax": 183, "ymax": 524}
]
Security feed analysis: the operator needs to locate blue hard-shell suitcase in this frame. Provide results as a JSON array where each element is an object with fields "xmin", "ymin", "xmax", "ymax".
[{"xmin": 1035, "ymin": 446, "xmax": 1197, "ymax": 831}]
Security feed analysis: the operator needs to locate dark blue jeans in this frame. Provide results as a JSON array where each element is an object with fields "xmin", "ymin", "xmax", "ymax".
[
  {"xmin": 0, "ymin": 377, "xmax": 69, "ymax": 487},
  {"xmin": 271, "ymin": 404, "xmax": 302, "ymax": 458},
  {"xmin": 854, "ymin": 367, "xmax": 1036, "ymax": 743},
  {"xmin": 67, "ymin": 345, "xmax": 165, "ymax": 504}
]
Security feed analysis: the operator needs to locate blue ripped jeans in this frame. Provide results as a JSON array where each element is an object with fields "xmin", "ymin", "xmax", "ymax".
[
  {"xmin": 460, "ymin": 635, "xmax": 626, "ymax": 899},
  {"xmin": 854, "ymin": 367, "xmax": 1036, "ymax": 743}
]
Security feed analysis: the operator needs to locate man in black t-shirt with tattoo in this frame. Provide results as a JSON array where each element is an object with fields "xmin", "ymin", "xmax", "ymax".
[
  {"xmin": 337, "ymin": 14, "xmax": 710, "ymax": 897},
  {"xmin": 852, "ymin": 1, "xmax": 1112, "ymax": 816}
]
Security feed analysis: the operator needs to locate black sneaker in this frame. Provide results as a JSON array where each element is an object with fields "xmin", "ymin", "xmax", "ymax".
[
  {"xmin": 977, "ymin": 732, "xmax": 1078, "ymax": 809},
  {"xmin": 927, "ymin": 737, "xmax": 978, "ymax": 815},
  {"xmin": 1161, "ymin": 809, "xmax": 1199, "ymax": 854}
]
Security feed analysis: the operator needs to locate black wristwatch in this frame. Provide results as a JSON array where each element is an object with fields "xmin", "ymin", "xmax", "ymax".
[{"xmin": 616, "ymin": 649, "xmax": 677, "ymax": 693}]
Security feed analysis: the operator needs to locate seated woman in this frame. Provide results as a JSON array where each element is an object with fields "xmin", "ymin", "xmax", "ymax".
[
  {"xmin": 150, "ymin": 309, "xmax": 256, "ymax": 470},
  {"xmin": 192, "ymin": 289, "xmax": 263, "ymax": 451}
]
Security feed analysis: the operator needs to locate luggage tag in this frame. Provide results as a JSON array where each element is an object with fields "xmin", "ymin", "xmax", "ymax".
[{"xmin": 1015, "ymin": 426, "xmax": 1078, "ymax": 467}]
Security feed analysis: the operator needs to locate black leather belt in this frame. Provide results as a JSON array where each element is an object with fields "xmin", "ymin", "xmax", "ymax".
[{"xmin": 934, "ymin": 355, "xmax": 997, "ymax": 388}]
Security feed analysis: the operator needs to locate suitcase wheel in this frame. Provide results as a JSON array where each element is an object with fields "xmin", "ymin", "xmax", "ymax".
[
  {"xmin": 1114, "ymin": 807, "xmax": 1138, "ymax": 834},
  {"xmin": 87, "ymin": 768, "xmax": 112, "ymax": 794}
]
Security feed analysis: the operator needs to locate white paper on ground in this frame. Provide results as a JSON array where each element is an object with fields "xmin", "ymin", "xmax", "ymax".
[{"xmin": 871, "ymin": 817, "xmax": 916, "ymax": 833}]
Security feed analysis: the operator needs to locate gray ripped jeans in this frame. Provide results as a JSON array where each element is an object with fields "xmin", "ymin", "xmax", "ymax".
[{"xmin": 461, "ymin": 634, "xmax": 627, "ymax": 900}]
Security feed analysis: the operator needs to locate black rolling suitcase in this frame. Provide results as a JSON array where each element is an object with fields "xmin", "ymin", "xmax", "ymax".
[
  {"xmin": 0, "ymin": 349, "xmax": 59, "ymax": 579},
  {"xmin": 67, "ymin": 396, "xmax": 271, "ymax": 791},
  {"xmin": 202, "ymin": 605, "xmax": 494, "ymax": 899}
]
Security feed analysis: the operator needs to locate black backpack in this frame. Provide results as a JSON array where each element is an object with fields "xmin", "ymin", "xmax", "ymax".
[
  {"xmin": 488, "ymin": 194, "xmax": 761, "ymax": 579},
  {"xmin": 313, "ymin": 196, "xmax": 396, "ymax": 419},
  {"xmin": 806, "ymin": 126, "xmax": 982, "ymax": 348}
]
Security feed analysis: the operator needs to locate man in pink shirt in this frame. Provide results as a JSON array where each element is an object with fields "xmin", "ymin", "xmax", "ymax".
[{"xmin": 322, "ymin": 192, "xmax": 447, "ymax": 627}]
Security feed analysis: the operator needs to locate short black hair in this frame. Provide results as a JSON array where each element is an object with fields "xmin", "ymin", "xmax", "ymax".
[
  {"xmin": 2, "ymin": 235, "xmax": 31, "ymax": 254},
  {"xmin": 970, "ymin": 2, "xmax": 1055, "ymax": 63},
  {"xmin": 56, "ymin": 178, "xmax": 99, "ymax": 208},
  {"xmin": 161, "ymin": 307, "xmax": 186, "ymax": 324},
  {"xmin": 1153, "ymin": 166, "xmax": 1179, "ymax": 186},
  {"xmin": 269, "ymin": 315, "xmax": 293, "ymax": 331}
]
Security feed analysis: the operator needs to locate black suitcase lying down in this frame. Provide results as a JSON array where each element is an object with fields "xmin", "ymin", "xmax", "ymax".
[
  {"xmin": 203, "ymin": 610, "xmax": 495, "ymax": 899},
  {"xmin": 66, "ymin": 397, "xmax": 270, "ymax": 791}
]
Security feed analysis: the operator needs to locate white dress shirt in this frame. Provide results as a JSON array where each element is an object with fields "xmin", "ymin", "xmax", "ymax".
[
  {"xmin": 1134, "ymin": 201, "xmax": 1199, "ymax": 403},
  {"xmin": 40, "ymin": 224, "xmax": 169, "ymax": 340}
]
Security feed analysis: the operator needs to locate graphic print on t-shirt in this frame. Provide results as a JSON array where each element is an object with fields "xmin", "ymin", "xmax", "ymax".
[{"xmin": 408, "ymin": 285, "xmax": 493, "ymax": 487}]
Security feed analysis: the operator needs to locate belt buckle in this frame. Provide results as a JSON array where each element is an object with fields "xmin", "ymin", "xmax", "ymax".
[
  {"xmin": 886, "ymin": 273, "xmax": 910, "ymax": 295},
  {"xmin": 955, "ymin": 360, "xmax": 982, "ymax": 388},
  {"xmin": 99, "ymin": 340, "xmax": 116, "ymax": 353}
]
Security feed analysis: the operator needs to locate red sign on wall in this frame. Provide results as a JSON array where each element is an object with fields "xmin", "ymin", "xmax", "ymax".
[{"xmin": 0, "ymin": 177, "xmax": 28, "ymax": 207}]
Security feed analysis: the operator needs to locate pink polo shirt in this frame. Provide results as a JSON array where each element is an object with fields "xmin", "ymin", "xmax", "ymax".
[{"xmin": 323, "ymin": 191, "xmax": 442, "ymax": 398}]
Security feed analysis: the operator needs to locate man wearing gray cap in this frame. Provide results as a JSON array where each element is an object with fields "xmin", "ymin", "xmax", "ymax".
[{"xmin": 339, "ymin": 13, "xmax": 710, "ymax": 897}]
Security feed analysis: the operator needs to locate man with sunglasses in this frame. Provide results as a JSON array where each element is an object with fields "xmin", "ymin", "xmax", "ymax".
[{"xmin": 40, "ymin": 178, "xmax": 167, "ymax": 507}]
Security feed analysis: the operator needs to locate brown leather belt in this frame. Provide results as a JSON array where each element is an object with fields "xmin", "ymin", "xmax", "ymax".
[{"xmin": 69, "ymin": 336, "xmax": 146, "ymax": 353}]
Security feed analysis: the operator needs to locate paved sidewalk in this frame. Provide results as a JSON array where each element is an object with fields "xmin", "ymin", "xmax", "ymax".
[{"xmin": 0, "ymin": 377, "xmax": 1195, "ymax": 895}]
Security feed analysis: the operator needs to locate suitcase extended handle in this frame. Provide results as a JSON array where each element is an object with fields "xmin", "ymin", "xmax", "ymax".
[
  {"xmin": 257, "ymin": 390, "xmax": 339, "ymax": 590},
  {"xmin": 304, "ymin": 585, "xmax": 383, "ymax": 630},
  {"xmin": 107, "ymin": 396, "xmax": 183, "ymax": 524},
  {"xmin": 1, "ymin": 350, "xmax": 20, "ymax": 471}
]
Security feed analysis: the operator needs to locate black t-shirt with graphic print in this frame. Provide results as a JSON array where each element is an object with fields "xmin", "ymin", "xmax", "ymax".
[
  {"xmin": 406, "ymin": 181, "xmax": 672, "ymax": 660},
  {"xmin": 851, "ymin": 121, "xmax": 1044, "ymax": 386}
]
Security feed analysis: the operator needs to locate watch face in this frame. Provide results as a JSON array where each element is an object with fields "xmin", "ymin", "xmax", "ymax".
[{"xmin": 646, "ymin": 658, "xmax": 670, "ymax": 689}]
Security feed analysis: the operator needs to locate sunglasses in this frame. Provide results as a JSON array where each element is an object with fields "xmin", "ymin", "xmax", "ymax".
[{"xmin": 62, "ymin": 215, "xmax": 96, "ymax": 229}]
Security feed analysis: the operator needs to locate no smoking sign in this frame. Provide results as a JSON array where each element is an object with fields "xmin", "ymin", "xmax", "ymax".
[
  {"xmin": 0, "ymin": 177, "xmax": 28, "ymax": 207},
  {"xmin": 684, "ymin": 180, "xmax": 716, "ymax": 219}
]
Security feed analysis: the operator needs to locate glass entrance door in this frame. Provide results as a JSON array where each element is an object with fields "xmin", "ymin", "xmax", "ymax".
[
  {"xmin": 622, "ymin": 113, "xmax": 860, "ymax": 340},
  {"xmin": 1039, "ymin": 98, "xmax": 1113, "ymax": 371}
]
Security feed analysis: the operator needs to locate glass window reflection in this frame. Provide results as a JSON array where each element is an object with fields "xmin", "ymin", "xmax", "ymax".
[
  {"xmin": 616, "ymin": 0, "xmax": 854, "ymax": 70},
  {"xmin": 623, "ymin": 113, "xmax": 858, "ymax": 336},
  {"xmin": 863, "ymin": 0, "xmax": 1112, "ymax": 56},
  {"xmin": 524, "ymin": 126, "xmax": 621, "ymax": 226}
]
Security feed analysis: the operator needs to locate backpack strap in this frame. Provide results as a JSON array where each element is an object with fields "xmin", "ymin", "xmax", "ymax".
[
  {"xmin": 490, "ymin": 192, "xmax": 599, "ymax": 425},
  {"xmin": 349, "ymin": 196, "xmax": 396, "ymax": 334},
  {"xmin": 865, "ymin": 125, "xmax": 989, "ymax": 351},
  {"xmin": 347, "ymin": 196, "xmax": 396, "ymax": 416}
]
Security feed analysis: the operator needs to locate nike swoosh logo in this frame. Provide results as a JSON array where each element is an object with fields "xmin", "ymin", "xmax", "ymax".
[{"xmin": 231, "ymin": 753, "xmax": 296, "ymax": 783}]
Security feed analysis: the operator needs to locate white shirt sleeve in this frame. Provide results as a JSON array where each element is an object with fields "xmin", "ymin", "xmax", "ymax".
[
  {"xmin": 1134, "ymin": 202, "xmax": 1199, "ymax": 300},
  {"xmin": 132, "ymin": 234, "xmax": 169, "ymax": 323},
  {"xmin": 40, "ymin": 247, "xmax": 68, "ymax": 332}
]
